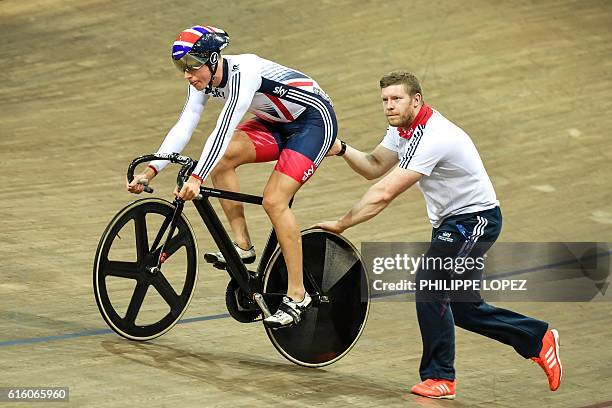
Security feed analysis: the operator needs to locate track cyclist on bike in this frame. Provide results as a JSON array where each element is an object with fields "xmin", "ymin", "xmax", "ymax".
[{"xmin": 126, "ymin": 25, "xmax": 338, "ymax": 328}]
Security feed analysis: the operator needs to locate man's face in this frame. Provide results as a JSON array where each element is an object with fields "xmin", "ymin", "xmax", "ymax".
[
  {"xmin": 183, "ymin": 65, "xmax": 212, "ymax": 91},
  {"xmin": 381, "ymin": 84, "xmax": 421, "ymax": 128}
]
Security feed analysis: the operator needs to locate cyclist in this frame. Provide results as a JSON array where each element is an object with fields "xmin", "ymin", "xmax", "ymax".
[{"xmin": 126, "ymin": 25, "xmax": 337, "ymax": 328}]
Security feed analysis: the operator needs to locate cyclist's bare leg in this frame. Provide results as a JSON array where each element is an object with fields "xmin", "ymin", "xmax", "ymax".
[
  {"xmin": 262, "ymin": 171, "xmax": 305, "ymax": 301},
  {"xmin": 209, "ymin": 130, "xmax": 257, "ymax": 249}
]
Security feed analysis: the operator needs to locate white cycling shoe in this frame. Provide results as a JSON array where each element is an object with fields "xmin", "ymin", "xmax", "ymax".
[
  {"xmin": 204, "ymin": 242, "xmax": 256, "ymax": 265},
  {"xmin": 264, "ymin": 293, "xmax": 312, "ymax": 329}
]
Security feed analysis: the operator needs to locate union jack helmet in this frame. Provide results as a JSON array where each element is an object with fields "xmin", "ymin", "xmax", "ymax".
[{"xmin": 171, "ymin": 25, "xmax": 230, "ymax": 65}]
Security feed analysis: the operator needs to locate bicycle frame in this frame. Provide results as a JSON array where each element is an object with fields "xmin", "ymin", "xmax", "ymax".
[
  {"xmin": 127, "ymin": 153, "xmax": 322, "ymax": 318},
  {"xmin": 192, "ymin": 187, "xmax": 277, "ymax": 315}
]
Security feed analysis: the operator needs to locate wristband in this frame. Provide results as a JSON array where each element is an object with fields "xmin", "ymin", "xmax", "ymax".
[
  {"xmin": 147, "ymin": 164, "xmax": 158, "ymax": 176},
  {"xmin": 336, "ymin": 140, "xmax": 347, "ymax": 156},
  {"xmin": 191, "ymin": 173, "xmax": 204, "ymax": 183}
]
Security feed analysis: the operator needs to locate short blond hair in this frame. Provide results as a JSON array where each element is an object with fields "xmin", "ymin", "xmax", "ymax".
[{"xmin": 379, "ymin": 71, "xmax": 423, "ymax": 97}]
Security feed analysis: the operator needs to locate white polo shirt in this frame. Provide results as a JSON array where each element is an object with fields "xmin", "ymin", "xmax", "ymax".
[{"xmin": 381, "ymin": 104, "xmax": 499, "ymax": 227}]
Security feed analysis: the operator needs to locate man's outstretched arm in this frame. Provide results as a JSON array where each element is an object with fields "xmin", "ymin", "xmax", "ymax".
[
  {"xmin": 316, "ymin": 167, "xmax": 422, "ymax": 233},
  {"xmin": 328, "ymin": 139, "xmax": 398, "ymax": 180}
]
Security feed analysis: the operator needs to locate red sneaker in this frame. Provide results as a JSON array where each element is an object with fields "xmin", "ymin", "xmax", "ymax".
[
  {"xmin": 410, "ymin": 379, "xmax": 456, "ymax": 399},
  {"xmin": 531, "ymin": 329, "xmax": 562, "ymax": 391}
]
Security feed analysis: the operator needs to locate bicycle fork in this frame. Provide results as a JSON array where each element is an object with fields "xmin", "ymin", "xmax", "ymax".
[{"xmin": 147, "ymin": 199, "xmax": 185, "ymax": 274}]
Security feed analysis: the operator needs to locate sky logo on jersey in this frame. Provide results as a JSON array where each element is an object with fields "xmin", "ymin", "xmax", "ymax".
[
  {"xmin": 205, "ymin": 88, "xmax": 225, "ymax": 98},
  {"xmin": 273, "ymin": 86, "xmax": 288, "ymax": 97}
]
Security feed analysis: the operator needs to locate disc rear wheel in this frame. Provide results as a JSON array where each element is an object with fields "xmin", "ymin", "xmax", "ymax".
[{"xmin": 262, "ymin": 229, "xmax": 370, "ymax": 367}]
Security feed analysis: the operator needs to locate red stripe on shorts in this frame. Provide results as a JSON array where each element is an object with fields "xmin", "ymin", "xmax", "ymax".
[
  {"xmin": 275, "ymin": 149, "xmax": 316, "ymax": 184},
  {"xmin": 237, "ymin": 120, "xmax": 280, "ymax": 162}
]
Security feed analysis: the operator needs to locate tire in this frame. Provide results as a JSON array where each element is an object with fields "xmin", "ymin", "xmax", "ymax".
[
  {"xmin": 262, "ymin": 229, "xmax": 370, "ymax": 367},
  {"xmin": 93, "ymin": 198, "xmax": 198, "ymax": 341}
]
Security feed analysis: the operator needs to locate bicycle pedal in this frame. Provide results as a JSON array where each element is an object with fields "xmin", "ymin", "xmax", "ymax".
[
  {"xmin": 264, "ymin": 320, "xmax": 296, "ymax": 330},
  {"xmin": 203, "ymin": 253, "xmax": 221, "ymax": 264},
  {"xmin": 212, "ymin": 262, "xmax": 228, "ymax": 270}
]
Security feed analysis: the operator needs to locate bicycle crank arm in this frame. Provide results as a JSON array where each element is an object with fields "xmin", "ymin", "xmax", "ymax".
[{"xmin": 252, "ymin": 293, "xmax": 272, "ymax": 318}]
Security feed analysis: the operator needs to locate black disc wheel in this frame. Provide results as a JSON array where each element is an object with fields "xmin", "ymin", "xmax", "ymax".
[
  {"xmin": 262, "ymin": 229, "xmax": 370, "ymax": 367},
  {"xmin": 93, "ymin": 198, "xmax": 198, "ymax": 340}
]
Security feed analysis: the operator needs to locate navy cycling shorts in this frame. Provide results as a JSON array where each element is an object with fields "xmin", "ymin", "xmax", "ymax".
[{"xmin": 237, "ymin": 102, "xmax": 337, "ymax": 184}]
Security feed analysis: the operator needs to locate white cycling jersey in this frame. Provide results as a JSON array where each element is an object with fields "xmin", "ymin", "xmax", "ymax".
[
  {"xmin": 381, "ymin": 104, "xmax": 499, "ymax": 227},
  {"xmin": 150, "ymin": 54, "xmax": 332, "ymax": 180}
]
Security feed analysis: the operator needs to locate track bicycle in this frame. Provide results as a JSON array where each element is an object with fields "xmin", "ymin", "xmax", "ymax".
[{"xmin": 93, "ymin": 153, "xmax": 370, "ymax": 367}]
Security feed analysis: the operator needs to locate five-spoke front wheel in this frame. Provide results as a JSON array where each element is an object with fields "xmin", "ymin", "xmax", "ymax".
[{"xmin": 93, "ymin": 198, "xmax": 198, "ymax": 340}]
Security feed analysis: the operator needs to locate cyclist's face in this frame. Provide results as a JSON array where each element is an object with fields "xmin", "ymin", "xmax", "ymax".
[
  {"xmin": 183, "ymin": 65, "xmax": 212, "ymax": 91},
  {"xmin": 381, "ymin": 84, "xmax": 422, "ymax": 128}
]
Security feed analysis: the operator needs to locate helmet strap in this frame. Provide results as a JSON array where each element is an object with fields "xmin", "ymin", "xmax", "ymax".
[{"xmin": 205, "ymin": 52, "xmax": 220, "ymax": 94}]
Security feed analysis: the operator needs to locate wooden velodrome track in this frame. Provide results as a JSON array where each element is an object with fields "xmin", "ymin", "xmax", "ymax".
[{"xmin": 1, "ymin": 0, "xmax": 611, "ymax": 406}]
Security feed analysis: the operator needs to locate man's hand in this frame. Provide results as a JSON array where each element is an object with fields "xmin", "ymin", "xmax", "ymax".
[
  {"xmin": 313, "ymin": 220, "xmax": 346, "ymax": 234},
  {"xmin": 326, "ymin": 139, "xmax": 342, "ymax": 156},
  {"xmin": 174, "ymin": 175, "xmax": 202, "ymax": 201},
  {"xmin": 126, "ymin": 167, "xmax": 156, "ymax": 194}
]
